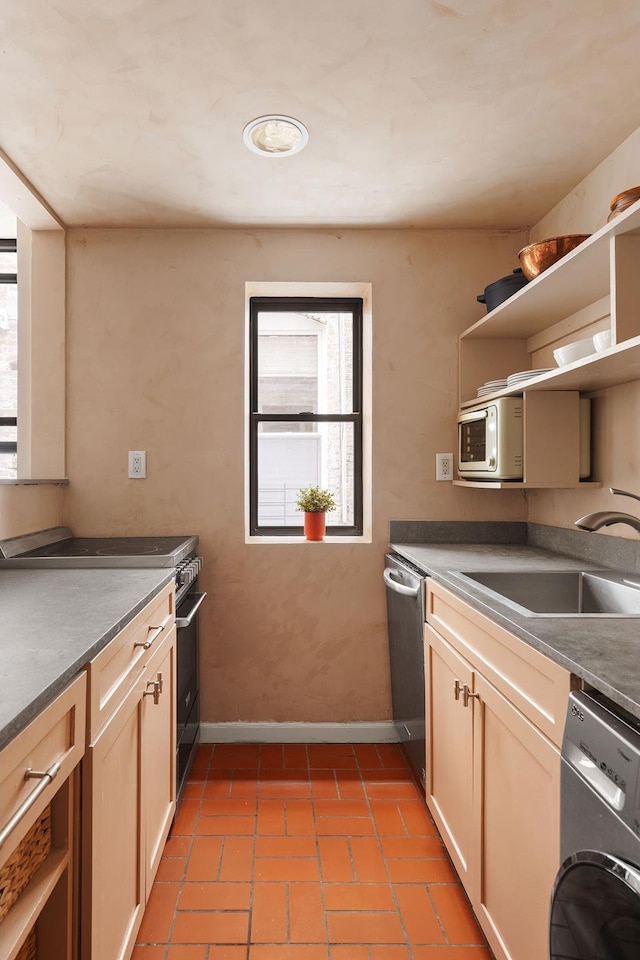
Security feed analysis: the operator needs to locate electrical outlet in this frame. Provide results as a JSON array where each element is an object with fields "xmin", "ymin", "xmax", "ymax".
[
  {"xmin": 128, "ymin": 450, "xmax": 146, "ymax": 479},
  {"xmin": 436, "ymin": 452, "xmax": 454, "ymax": 481}
]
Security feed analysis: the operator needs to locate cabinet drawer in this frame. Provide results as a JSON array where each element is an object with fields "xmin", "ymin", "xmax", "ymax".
[
  {"xmin": 426, "ymin": 580, "xmax": 570, "ymax": 747},
  {"xmin": 87, "ymin": 583, "xmax": 174, "ymax": 740},
  {"xmin": 0, "ymin": 672, "xmax": 86, "ymax": 863}
]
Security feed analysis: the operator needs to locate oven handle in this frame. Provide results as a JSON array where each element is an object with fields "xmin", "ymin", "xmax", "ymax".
[
  {"xmin": 176, "ymin": 592, "xmax": 207, "ymax": 628},
  {"xmin": 458, "ymin": 408, "xmax": 488, "ymax": 423}
]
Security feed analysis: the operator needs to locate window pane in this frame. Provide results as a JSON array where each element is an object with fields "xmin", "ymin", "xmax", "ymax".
[
  {"xmin": 0, "ymin": 251, "xmax": 17, "ymax": 273},
  {"xmin": 257, "ymin": 310, "xmax": 354, "ymax": 414},
  {"xmin": 257, "ymin": 421, "xmax": 354, "ymax": 527},
  {"xmin": 0, "ymin": 280, "xmax": 17, "ymax": 479}
]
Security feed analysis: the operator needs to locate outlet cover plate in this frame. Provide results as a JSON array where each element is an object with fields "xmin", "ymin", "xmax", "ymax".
[
  {"xmin": 436, "ymin": 453, "xmax": 453, "ymax": 481},
  {"xmin": 128, "ymin": 450, "xmax": 146, "ymax": 479}
]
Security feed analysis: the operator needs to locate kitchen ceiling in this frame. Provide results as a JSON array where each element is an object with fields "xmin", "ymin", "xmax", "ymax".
[{"xmin": 2, "ymin": 0, "xmax": 640, "ymax": 230}]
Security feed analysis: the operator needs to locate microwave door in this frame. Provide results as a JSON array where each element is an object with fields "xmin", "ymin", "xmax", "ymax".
[{"xmin": 458, "ymin": 409, "xmax": 491, "ymax": 472}]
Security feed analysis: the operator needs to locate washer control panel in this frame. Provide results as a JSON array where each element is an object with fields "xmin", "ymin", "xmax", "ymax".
[{"xmin": 564, "ymin": 691, "xmax": 640, "ymax": 833}]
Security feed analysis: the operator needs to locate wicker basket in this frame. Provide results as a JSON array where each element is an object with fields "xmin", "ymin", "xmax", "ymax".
[
  {"xmin": 0, "ymin": 806, "xmax": 51, "ymax": 922},
  {"xmin": 16, "ymin": 928, "xmax": 37, "ymax": 960}
]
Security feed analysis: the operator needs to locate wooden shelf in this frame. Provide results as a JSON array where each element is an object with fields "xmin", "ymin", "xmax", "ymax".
[
  {"xmin": 0, "ymin": 848, "xmax": 68, "ymax": 960},
  {"xmin": 461, "ymin": 198, "xmax": 640, "ymax": 341},
  {"xmin": 453, "ymin": 480, "xmax": 601, "ymax": 489},
  {"xmin": 459, "ymin": 336, "xmax": 640, "ymax": 409}
]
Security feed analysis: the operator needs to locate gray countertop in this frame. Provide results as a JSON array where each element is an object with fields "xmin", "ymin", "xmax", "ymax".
[
  {"xmin": 391, "ymin": 542, "xmax": 640, "ymax": 718},
  {"xmin": 0, "ymin": 568, "xmax": 174, "ymax": 750}
]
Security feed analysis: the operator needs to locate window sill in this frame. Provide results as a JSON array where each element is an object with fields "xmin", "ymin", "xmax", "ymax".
[
  {"xmin": 246, "ymin": 535, "xmax": 372, "ymax": 544},
  {"xmin": 0, "ymin": 478, "xmax": 69, "ymax": 485}
]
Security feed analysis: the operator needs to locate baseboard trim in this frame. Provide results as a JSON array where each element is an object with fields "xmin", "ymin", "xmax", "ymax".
[{"xmin": 199, "ymin": 721, "xmax": 400, "ymax": 744}]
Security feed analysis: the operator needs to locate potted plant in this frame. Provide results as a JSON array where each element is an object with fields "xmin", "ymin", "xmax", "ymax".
[{"xmin": 295, "ymin": 486, "xmax": 336, "ymax": 541}]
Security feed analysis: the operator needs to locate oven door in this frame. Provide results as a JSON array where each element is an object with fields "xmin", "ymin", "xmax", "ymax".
[
  {"xmin": 550, "ymin": 851, "xmax": 640, "ymax": 958},
  {"xmin": 175, "ymin": 589, "xmax": 206, "ymax": 799},
  {"xmin": 457, "ymin": 407, "xmax": 494, "ymax": 476}
]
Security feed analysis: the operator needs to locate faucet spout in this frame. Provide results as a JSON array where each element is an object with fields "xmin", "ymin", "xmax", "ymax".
[{"xmin": 574, "ymin": 511, "xmax": 640, "ymax": 535}]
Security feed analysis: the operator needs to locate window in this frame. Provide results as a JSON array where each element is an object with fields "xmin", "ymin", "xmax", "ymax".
[
  {"xmin": 0, "ymin": 237, "xmax": 17, "ymax": 478},
  {"xmin": 249, "ymin": 296, "xmax": 363, "ymax": 536}
]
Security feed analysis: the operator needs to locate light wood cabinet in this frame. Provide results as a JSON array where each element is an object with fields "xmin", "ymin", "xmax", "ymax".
[
  {"xmin": 142, "ymin": 637, "xmax": 177, "ymax": 893},
  {"xmin": 0, "ymin": 674, "xmax": 86, "ymax": 960},
  {"xmin": 82, "ymin": 583, "xmax": 176, "ymax": 960},
  {"xmin": 424, "ymin": 625, "xmax": 473, "ymax": 887},
  {"xmin": 472, "ymin": 672, "xmax": 561, "ymax": 960},
  {"xmin": 425, "ymin": 580, "xmax": 571, "ymax": 960}
]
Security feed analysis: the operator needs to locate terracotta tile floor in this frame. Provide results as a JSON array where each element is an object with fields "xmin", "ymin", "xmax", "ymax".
[{"xmin": 134, "ymin": 743, "xmax": 492, "ymax": 960}]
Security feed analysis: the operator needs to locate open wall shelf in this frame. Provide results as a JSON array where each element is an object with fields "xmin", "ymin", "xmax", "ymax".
[{"xmin": 459, "ymin": 197, "xmax": 640, "ymax": 409}]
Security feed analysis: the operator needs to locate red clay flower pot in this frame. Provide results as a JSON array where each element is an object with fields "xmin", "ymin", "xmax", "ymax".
[{"xmin": 304, "ymin": 511, "xmax": 326, "ymax": 541}]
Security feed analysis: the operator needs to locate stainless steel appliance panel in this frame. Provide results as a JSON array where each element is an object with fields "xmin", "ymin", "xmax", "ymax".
[
  {"xmin": 384, "ymin": 553, "xmax": 426, "ymax": 788},
  {"xmin": 550, "ymin": 691, "xmax": 640, "ymax": 959}
]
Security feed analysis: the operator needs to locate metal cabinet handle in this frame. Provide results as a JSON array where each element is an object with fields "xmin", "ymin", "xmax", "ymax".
[
  {"xmin": 134, "ymin": 622, "xmax": 165, "ymax": 650},
  {"xmin": 462, "ymin": 684, "xmax": 480, "ymax": 708},
  {"xmin": 0, "ymin": 761, "xmax": 62, "ymax": 848},
  {"xmin": 453, "ymin": 679, "xmax": 462, "ymax": 701},
  {"xmin": 156, "ymin": 671, "xmax": 163, "ymax": 694},
  {"xmin": 143, "ymin": 680, "xmax": 160, "ymax": 705}
]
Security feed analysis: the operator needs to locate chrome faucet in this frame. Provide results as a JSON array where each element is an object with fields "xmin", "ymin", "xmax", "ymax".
[{"xmin": 575, "ymin": 488, "xmax": 640, "ymax": 535}]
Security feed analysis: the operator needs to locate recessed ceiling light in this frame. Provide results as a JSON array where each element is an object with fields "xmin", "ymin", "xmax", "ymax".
[{"xmin": 242, "ymin": 115, "xmax": 309, "ymax": 157}]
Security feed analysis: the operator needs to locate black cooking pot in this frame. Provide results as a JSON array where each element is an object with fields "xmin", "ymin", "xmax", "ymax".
[{"xmin": 477, "ymin": 268, "xmax": 529, "ymax": 313}]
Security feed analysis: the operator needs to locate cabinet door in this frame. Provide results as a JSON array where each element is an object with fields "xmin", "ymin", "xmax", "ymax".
[
  {"xmin": 472, "ymin": 672, "xmax": 560, "ymax": 960},
  {"xmin": 82, "ymin": 681, "xmax": 144, "ymax": 960},
  {"xmin": 424, "ymin": 625, "xmax": 474, "ymax": 886},
  {"xmin": 142, "ymin": 628, "xmax": 177, "ymax": 893}
]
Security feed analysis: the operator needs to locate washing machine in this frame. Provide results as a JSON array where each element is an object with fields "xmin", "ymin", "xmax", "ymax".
[{"xmin": 549, "ymin": 690, "xmax": 640, "ymax": 959}]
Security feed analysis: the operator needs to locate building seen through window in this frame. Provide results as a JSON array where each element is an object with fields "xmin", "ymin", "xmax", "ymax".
[
  {"xmin": 250, "ymin": 297, "xmax": 363, "ymax": 536},
  {"xmin": 0, "ymin": 237, "xmax": 17, "ymax": 479}
]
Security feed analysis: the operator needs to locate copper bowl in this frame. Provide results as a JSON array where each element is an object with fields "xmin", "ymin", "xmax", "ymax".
[
  {"xmin": 518, "ymin": 234, "xmax": 591, "ymax": 280},
  {"xmin": 607, "ymin": 185, "xmax": 640, "ymax": 222}
]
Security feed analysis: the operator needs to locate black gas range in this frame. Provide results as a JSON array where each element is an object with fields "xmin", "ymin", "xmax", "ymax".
[{"xmin": 0, "ymin": 526, "xmax": 204, "ymax": 800}]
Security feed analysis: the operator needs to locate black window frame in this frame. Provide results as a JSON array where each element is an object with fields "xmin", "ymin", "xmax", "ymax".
[
  {"xmin": 0, "ymin": 238, "xmax": 17, "ymax": 459},
  {"xmin": 249, "ymin": 296, "xmax": 364, "ymax": 537}
]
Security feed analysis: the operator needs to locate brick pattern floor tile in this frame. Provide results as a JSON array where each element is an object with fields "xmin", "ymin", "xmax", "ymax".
[{"xmin": 135, "ymin": 743, "xmax": 491, "ymax": 958}]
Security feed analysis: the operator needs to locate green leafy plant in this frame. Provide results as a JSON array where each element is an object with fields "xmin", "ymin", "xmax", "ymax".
[{"xmin": 295, "ymin": 486, "xmax": 336, "ymax": 514}]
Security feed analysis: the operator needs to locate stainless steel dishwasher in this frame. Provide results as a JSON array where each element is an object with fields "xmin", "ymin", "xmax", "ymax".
[{"xmin": 383, "ymin": 553, "xmax": 427, "ymax": 788}]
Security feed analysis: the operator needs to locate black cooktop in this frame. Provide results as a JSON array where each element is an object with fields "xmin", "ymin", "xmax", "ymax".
[
  {"xmin": 19, "ymin": 536, "xmax": 192, "ymax": 558},
  {"xmin": 0, "ymin": 528, "xmax": 198, "ymax": 568}
]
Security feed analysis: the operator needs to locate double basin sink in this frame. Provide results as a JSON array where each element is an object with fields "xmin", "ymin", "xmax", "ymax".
[{"xmin": 456, "ymin": 569, "xmax": 640, "ymax": 618}]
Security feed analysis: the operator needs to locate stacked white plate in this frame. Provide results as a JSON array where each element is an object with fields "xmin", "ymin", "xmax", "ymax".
[
  {"xmin": 506, "ymin": 368, "xmax": 554, "ymax": 386},
  {"xmin": 476, "ymin": 378, "xmax": 508, "ymax": 397}
]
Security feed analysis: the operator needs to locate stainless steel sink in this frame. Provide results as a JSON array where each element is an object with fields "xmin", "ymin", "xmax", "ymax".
[{"xmin": 456, "ymin": 570, "xmax": 640, "ymax": 617}]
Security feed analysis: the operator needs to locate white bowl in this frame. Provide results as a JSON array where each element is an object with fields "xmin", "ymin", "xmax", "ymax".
[
  {"xmin": 553, "ymin": 338, "xmax": 595, "ymax": 366},
  {"xmin": 593, "ymin": 330, "xmax": 612, "ymax": 353}
]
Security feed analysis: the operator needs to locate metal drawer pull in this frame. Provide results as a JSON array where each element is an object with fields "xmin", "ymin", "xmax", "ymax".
[
  {"xmin": 462, "ymin": 684, "xmax": 480, "ymax": 708},
  {"xmin": 134, "ymin": 622, "xmax": 165, "ymax": 650},
  {"xmin": 176, "ymin": 592, "xmax": 207, "ymax": 629},
  {"xmin": 144, "ymin": 680, "xmax": 160, "ymax": 705},
  {"xmin": 0, "ymin": 760, "xmax": 62, "ymax": 848},
  {"xmin": 454, "ymin": 679, "xmax": 462, "ymax": 701}
]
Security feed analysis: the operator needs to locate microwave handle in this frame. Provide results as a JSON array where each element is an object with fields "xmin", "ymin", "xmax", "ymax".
[{"xmin": 458, "ymin": 408, "xmax": 488, "ymax": 423}]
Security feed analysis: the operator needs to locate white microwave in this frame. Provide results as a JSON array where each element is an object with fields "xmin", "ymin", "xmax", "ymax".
[
  {"xmin": 457, "ymin": 397, "xmax": 524, "ymax": 480},
  {"xmin": 457, "ymin": 396, "xmax": 591, "ymax": 481}
]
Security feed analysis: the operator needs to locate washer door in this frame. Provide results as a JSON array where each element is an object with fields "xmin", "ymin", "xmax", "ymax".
[{"xmin": 550, "ymin": 850, "xmax": 640, "ymax": 959}]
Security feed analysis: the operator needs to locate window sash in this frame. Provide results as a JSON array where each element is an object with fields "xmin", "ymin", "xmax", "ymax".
[{"xmin": 249, "ymin": 297, "xmax": 363, "ymax": 537}]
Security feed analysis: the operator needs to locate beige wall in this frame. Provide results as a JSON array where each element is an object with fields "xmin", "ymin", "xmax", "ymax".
[
  {"xmin": 531, "ymin": 125, "xmax": 640, "ymax": 240},
  {"xmin": 526, "ymin": 126, "xmax": 640, "ymax": 536},
  {"xmin": 64, "ymin": 227, "xmax": 526, "ymax": 723},
  {"xmin": 0, "ymin": 483, "xmax": 64, "ymax": 540}
]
